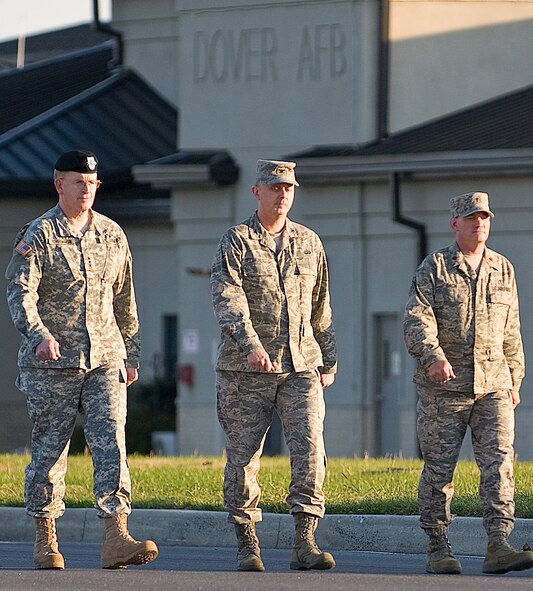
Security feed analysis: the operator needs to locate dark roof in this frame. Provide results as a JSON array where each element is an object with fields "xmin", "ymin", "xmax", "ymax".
[
  {"xmin": 291, "ymin": 84, "xmax": 533, "ymax": 159},
  {"xmin": 0, "ymin": 24, "xmax": 115, "ymax": 69},
  {"xmin": 0, "ymin": 67, "xmax": 177, "ymax": 195},
  {"xmin": 0, "ymin": 45, "xmax": 114, "ymax": 135}
]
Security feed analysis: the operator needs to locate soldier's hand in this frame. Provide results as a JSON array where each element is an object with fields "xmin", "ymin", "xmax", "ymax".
[
  {"xmin": 35, "ymin": 338, "xmax": 61, "ymax": 362},
  {"xmin": 320, "ymin": 373, "xmax": 335, "ymax": 389},
  {"xmin": 126, "ymin": 368, "xmax": 139, "ymax": 387},
  {"xmin": 509, "ymin": 389, "xmax": 520, "ymax": 408},
  {"xmin": 247, "ymin": 349, "xmax": 274, "ymax": 372},
  {"xmin": 428, "ymin": 358, "xmax": 456, "ymax": 385}
]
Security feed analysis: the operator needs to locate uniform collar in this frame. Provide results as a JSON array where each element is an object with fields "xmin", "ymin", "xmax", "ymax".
[
  {"xmin": 450, "ymin": 242, "xmax": 499, "ymax": 272},
  {"xmin": 54, "ymin": 204, "xmax": 102, "ymax": 237},
  {"xmin": 249, "ymin": 211, "xmax": 297, "ymax": 243}
]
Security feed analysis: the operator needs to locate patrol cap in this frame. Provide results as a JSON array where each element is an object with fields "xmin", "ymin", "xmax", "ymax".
[
  {"xmin": 54, "ymin": 150, "xmax": 98, "ymax": 173},
  {"xmin": 450, "ymin": 191, "xmax": 494, "ymax": 218},
  {"xmin": 256, "ymin": 159, "xmax": 299, "ymax": 186}
]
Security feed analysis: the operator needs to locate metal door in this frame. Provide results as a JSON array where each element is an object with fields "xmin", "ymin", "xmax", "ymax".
[{"xmin": 374, "ymin": 314, "xmax": 402, "ymax": 456}]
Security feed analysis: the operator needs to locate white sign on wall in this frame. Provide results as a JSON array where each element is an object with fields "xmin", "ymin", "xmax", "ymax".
[{"xmin": 182, "ymin": 328, "xmax": 200, "ymax": 354}]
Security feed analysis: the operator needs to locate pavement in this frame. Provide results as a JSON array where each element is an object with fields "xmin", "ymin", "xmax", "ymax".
[{"xmin": 1, "ymin": 507, "xmax": 533, "ymax": 556}]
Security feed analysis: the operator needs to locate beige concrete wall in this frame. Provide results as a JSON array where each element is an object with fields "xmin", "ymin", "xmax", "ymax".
[
  {"xmin": 96, "ymin": 0, "xmax": 533, "ymax": 457},
  {"xmin": 389, "ymin": 0, "xmax": 533, "ymax": 131},
  {"xmin": 0, "ymin": 198, "xmax": 56, "ymax": 451},
  {"xmin": 114, "ymin": 0, "xmax": 380, "ymax": 150},
  {"xmin": 171, "ymin": 171, "xmax": 533, "ymax": 458},
  {"xmin": 123, "ymin": 223, "xmax": 179, "ymax": 381},
  {"xmin": 0, "ymin": 198, "xmax": 178, "ymax": 452},
  {"xmin": 113, "ymin": 0, "xmax": 179, "ymax": 106}
]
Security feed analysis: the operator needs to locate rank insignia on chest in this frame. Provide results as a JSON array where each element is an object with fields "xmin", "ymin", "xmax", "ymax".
[{"xmin": 15, "ymin": 240, "xmax": 33, "ymax": 257}]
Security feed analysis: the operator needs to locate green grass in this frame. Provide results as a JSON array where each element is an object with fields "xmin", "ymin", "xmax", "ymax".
[{"xmin": 2, "ymin": 454, "xmax": 533, "ymax": 517}]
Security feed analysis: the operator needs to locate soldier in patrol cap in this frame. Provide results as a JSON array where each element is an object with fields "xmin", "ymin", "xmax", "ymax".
[
  {"xmin": 404, "ymin": 190, "xmax": 533, "ymax": 575},
  {"xmin": 211, "ymin": 159, "xmax": 337, "ymax": 572},
  {"xmin": 5, "ymin": 150, "xmax": 158, "ymax": 570}
]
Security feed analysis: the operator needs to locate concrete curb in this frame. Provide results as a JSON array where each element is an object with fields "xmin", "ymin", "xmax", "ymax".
[{"xmin": 1, "ymin": 507, "xmax": 533, "ymax": 556}]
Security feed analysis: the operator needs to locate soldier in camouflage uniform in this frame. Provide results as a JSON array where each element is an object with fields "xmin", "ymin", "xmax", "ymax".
[
  {"xmin": 211, "ymin": 159, "xmax": 337, "ymax": 572},
  {"xmin": 404, "ymin": 191, "xmax": 533, "ymax": 575},
  {"xmin": 5, "ymin": 151, "xmax": 158, "ymax": 570}
]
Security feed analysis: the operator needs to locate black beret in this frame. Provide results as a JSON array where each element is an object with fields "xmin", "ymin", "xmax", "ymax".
[{"xmin": 54, "ymin": 150, "xmax": 98, "ymax": 173}]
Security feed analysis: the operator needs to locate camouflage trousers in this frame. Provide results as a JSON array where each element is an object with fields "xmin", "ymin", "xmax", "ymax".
[
  {"xmin": 216, "ymin": 370, "xmax": 327, "ymax": 524},
  {"xmin": 17, "ymin": 363, "xmax": 131, "ymax": 519},
  {"xmin": 417, "ymin": 386, "xmax": 515, "ymax": 536}
]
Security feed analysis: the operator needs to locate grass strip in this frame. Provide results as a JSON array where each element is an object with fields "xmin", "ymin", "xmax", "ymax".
[{"xmin": 1, "ymin": 455, "xmax": 533, "ymax": 517}]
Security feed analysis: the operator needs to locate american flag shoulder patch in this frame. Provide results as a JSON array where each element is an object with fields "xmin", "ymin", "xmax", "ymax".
[{"xmin": 15, "ymin": 240, "xmax": 33, "ymax": 257}]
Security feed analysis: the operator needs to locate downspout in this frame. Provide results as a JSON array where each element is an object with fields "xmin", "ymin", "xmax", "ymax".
[
  {"xmin": 378, "ymin": 4, "xmax": 427, "ymax": 261},
  {"xmin": 92, "ymin": 0, "xmax": 124, "ymax": 67},
  {"xmin": 391, "ymin": 172, "xmax": 427, "ymax": 264},
  {"xmin": 377, "ymin": 0, "xmax": 390, "ymax": 140}
]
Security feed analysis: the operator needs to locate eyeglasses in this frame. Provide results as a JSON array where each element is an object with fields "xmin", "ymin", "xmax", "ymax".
[{"xmin": 73, "ymin": 180, "xmax": 102, "ymax": 189}]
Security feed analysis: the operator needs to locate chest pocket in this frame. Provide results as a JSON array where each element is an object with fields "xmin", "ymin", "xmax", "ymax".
[
  {"xmin": 486, "ymin": 287, "xmax": 513, "ymax": 305},
  {"xmin": 295, "ymin": 253, "xmax": 317, "ymax": 276},
  {"xmin": 434, "ymin": 282, "xmax": 469, "ymax": 307},
  {"xmin": 47, "ymin": 237, "xmax": 82, "ymax": 280},
  {"xmin": 99, "ymin": 237, "xmax": 122, "ymax": 284},
  {"xmin": 243, "ymin": 258, "xmax": 277, "ymax": 278}
]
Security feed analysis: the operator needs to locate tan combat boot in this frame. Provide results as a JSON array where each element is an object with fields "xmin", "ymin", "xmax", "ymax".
[
  {"xmin": 290, "ymin": 513, "xmax": 335, "ymax": 570},
  {"xmin": 34, "ymin": 517, "xmax": 65, "ymax": 569},
  {"xmin": 101, "ymin": 514, "xmax": 158, "ymax": 569},
  {"xmin": 482, "ymin": 533, "xmax": 533, "ymax": 574},
  {"xmin": 425, "ymin": 527, "xmax": 461, "ymax": 574},
  {"xmin": 234, "ymin": 523, "xmax": 265, "ymax": 571}
]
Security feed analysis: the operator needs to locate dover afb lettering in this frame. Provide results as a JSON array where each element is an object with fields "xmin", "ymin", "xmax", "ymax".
[{"xmin": 193, "ymin": 24, "xmax": 346, "ymax": 83}]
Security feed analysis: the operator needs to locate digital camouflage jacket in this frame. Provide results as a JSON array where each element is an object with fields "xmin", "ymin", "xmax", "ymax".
[
  {"xmin": 211, "ymin": 213, "xmax": 337, "ymax": 374},
  {"xmin": 404, "ymin": 243, "xmax": 524, "ymax": 394},
  {"xmin": 6, "ymin": 205, "xmax": 140, "ymax": 370}
]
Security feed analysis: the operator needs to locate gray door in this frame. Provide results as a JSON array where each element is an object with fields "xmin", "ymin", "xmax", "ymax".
[{"xmin": 374, "ymin": 314, "xmax": 402, "ymax": 456}]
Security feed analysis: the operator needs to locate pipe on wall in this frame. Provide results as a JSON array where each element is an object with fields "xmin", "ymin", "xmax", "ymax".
[
  {"xmin": 377, "ymin": 0, "xmax": 390, "ymax": 140},
  {"xmin": 391, "ymin": 172, "xmax": 428, "ymax": 264},
  {"xmin": 92, "ymin": 0, "xmax": 124, "ymax": 66}
]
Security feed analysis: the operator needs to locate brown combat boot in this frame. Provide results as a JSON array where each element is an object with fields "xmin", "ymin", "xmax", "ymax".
[
  {"xmin": 425, "ymin": 527, "xmax": 461, "ymax": 574},
  {"xmin": 234, "ymin": 523, "xmax": 265, "ymax": 571},
  {"xmin": 101, "ymin": 514, "xmax": 158, "ymax": 569},
  {"xmin": 482, "ymin": 533, "xmax": 533, "ymax": 574},
  {"xmin": 34, "ymin": 517, "xmax": 65, "ymax": 570},
  {"xmin": 290, "ymin": 513, "xmax": 335, "ymax": 570}
]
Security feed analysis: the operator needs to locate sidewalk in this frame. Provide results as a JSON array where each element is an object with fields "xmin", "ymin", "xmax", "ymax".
[{"xmin": 1, "ymin": 507, "xmax": 533, "ymax": 556}]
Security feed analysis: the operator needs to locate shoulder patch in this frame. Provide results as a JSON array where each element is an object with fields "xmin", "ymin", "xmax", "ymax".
[{"xmin": 15, "ymin": 240, "xmax": 33, "ymax": 257}]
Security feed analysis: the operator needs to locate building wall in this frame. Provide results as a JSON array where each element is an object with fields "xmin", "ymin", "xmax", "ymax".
[
  {"xmin": 3, "ymin": 0, "xmax": 533, "ymax": 456},
  {"xmin": 111, "ymin": 0, "xmax": 533, "ymax": 457},
  {"xmin": 113, "ymin": 0, "xmax": 180, "ymax": 107},
  {"xmin": 389, "ymin": 1, "xmax": 533, "ymax": 131},
  {"xmin": 0, "ymin": 196, "xmax": 178, "ymax": 452},
  {"xmin": 124, "ymin": 223, "xmax": 180, "ymax": 381},
  {"xmin": 0, "ymin": 198, "xmax": 56, "ymax": 451}
]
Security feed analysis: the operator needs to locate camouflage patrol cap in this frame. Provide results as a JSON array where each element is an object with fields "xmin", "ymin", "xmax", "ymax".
[
  {"xmin": 256, "ymin": 159, "xmax": 299, "ymax": 186},
  {"xmin": 450, "ymin": 191, "xmax": 494, "ymax": 218},
  {"xmin": 54, "ymin": 150, "xmax": 98, "ymax": 173}
]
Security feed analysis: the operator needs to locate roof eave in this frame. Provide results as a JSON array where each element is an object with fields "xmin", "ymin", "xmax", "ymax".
[
  {"xmin": 131, "ymin": 164, "xmax": 213, "ymax": 189},
  {"xmin": 132, "ymin": 153, "xmax": 240, "ymax": 189},
  {"xmin": 292, "ymin": 148, "xmax": 533, "ymax": 183}
]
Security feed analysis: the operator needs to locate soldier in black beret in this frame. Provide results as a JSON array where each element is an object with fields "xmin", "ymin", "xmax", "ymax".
[
  {"xmin": 5, "ymin": 150, "xmax": 158, "ymax": 570},
  {"xmin": 54, "ymin": 149, "xmax": 99, "ymax": 173}
]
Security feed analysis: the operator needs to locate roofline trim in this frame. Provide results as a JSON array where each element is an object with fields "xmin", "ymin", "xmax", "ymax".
[
  {"xmin": 0, "ymin": 41, "xmax": 114, "ymax": 80},
  {"xmin": 293, "ymin": 149, "xmax": 533, "ymax": 182},
  {"xmin": 132, "ymin": 164, "xmax": 213, "ymax": 188}
]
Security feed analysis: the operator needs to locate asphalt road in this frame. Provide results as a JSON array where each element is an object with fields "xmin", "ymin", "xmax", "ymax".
[{"xmin": 2, "ymin": 543, "xmax": 533, "ymax": 591}]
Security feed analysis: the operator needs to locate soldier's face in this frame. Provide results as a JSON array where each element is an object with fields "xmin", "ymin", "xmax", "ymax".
[
  {"xmin": 55, "ymin": 171, "xmax": 100, "ymax": 217},
  {"xmin": 253, "ymin": 182, "xmax": 295, "ymax": 219},
  {"xmin": 451, "ymin": 211, "xmax": 491, "ymax": 246}
]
